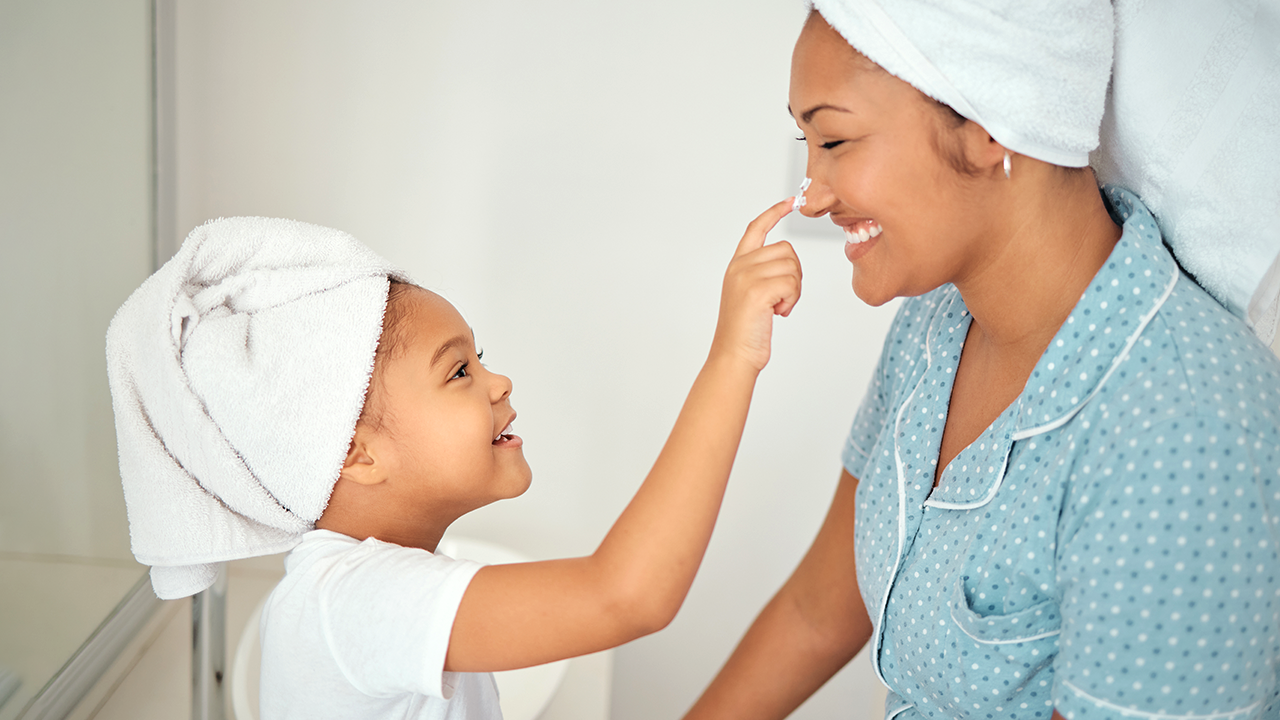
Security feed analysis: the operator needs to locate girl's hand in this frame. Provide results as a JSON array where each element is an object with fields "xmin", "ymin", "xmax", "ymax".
[
  {"xmin": 711, "ymin": 199, "xmax": 803, "ymax": 373},
  {"xmin": 445, "ymin": 198, "xmax": 801, "ymax": 674}
]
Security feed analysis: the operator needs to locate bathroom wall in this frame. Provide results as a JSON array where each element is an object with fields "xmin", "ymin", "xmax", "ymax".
[
  {"xmin": 0, "ymin": 1, "xmax": 155, "ymax": 716},
  {"xmin": 0, "ymin": 0, "xmax": 151, "ymax": 562},
  {"xmin": 170, "ymin": 2, "xmax": 895, "ymax": 718}
]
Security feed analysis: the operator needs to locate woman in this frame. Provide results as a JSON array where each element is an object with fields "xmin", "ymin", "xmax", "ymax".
[{"xmin": 685, "ymin": 2, "xmax": 1280, "ymax": 719}]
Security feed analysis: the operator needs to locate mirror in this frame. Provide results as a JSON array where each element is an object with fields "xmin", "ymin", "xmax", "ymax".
[{"xmin": 0, "ymin": 1, "xmax": 156, "ymax": 717}]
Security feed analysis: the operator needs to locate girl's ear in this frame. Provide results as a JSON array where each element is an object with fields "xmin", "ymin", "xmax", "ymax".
[{"xmin": 340, "ymin": 423, "xmax": 386, "ymax": 486}]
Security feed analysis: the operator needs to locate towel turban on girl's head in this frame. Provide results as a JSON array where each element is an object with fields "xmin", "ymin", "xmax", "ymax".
[
  {"xmin": 809, "ymin": 0, "xmax": 1280, "ymax": 342},
  {"xmin": 106, "ymin": 217, "xmax": 410, "ymax": 599}
]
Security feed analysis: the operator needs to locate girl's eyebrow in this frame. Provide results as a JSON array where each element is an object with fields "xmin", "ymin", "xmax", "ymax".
[{"xmin": 431, "ymin": 334, "xmax": 473, "ymax": 367}]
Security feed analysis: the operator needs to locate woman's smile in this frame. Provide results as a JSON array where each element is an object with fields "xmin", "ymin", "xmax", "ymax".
[
  {"xmin": 832, "ymin": 217, "xmax": 883, "ymax": 261},
  {"xmin": 842, "ymin": 232, "xmax": 880, "ymax": 262}
]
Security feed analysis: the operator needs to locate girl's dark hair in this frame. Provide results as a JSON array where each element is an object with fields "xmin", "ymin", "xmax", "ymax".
[{"xmin": 358, "ymin": 280, "xmax": 421, "ymax": 431}]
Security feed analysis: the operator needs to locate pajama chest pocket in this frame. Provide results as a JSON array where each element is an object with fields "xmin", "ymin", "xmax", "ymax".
[
  {"xmin": 934, "ymin": 576, "xmax": 1063, "ymax": 715},
  {"xmin": 949, "ymin": 575, "xmax": 1062, "ymax": 645}
]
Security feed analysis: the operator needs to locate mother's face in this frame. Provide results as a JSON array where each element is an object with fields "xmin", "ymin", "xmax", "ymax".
[{"xmin": 790, "ymin": 14, "xmax": 998, "ymax": 306}]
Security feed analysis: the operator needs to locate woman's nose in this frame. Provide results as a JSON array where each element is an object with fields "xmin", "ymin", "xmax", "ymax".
[{"xmin": 799, "ymin": 173, "xmax": 836, "ymax": 219}]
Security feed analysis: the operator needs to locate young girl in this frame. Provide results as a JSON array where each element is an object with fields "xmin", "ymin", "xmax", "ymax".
[{"xmin": 106, "ymin": 200, "xmax": 801, "ymax": 719}]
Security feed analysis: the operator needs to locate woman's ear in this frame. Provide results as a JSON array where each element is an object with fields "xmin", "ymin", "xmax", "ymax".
[
  {"xmin": 340, "ymin": 422, "xmax": 386, "ymax": 486},
  {"xmin": 962, "ymin": 122, "xmax": 1007, "ymax": 175}
]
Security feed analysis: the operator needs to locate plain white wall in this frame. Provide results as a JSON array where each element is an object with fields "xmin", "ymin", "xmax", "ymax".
[
  {"xmin": 0, "ymin": 0, "xmax": 152, "ymax": 562},
  {"xmin": 172, "ymin": 2, "xmax": 896, "ymax": 717}
]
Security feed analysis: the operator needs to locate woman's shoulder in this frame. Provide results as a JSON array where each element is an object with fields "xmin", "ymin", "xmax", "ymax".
[{"xmin": 1105, "ymin": 270, "xmax": 1280, "ymax": 436}]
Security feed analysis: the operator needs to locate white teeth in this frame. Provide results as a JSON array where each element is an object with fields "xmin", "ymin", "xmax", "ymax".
[
  {"xmin": 494, "ymin": 422, "xmax": 513, "ymax": 441},
  {"xmin": 843, "ymin": 223, "xmax": 882, "ymax": 244}
]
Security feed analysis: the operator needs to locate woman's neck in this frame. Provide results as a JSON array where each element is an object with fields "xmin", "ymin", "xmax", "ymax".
[{"xmin": 953, "ymin": 165, "xmax": 1122, "ymax": 359}]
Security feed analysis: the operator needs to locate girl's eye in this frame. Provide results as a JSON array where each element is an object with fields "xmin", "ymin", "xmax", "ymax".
[{"xmin": 452, "ymin": 362, "xmax": 469, "ymax": 380}]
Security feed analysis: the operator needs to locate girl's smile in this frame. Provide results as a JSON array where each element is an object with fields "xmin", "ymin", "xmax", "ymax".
[{"xmin": 361, "ymin": 287, "xmax": 533, "ymax": 519}]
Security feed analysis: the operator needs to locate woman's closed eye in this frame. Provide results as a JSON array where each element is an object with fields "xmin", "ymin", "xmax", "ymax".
[{"xmin": 795, "ymin": 135, "xmax": 845, "ymax": 150}]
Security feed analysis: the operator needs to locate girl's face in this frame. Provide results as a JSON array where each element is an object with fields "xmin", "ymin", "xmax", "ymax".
[
  {"xmin": 789, "ymin": 14, "xmax": 997, "ymax": 306},
  {"xmin": 369, "ymin": 289, "xmax": 531, "ymax": 519}
]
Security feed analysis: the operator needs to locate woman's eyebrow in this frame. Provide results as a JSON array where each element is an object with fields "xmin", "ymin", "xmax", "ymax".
[
  {"xmin": 431, "ymin": 334, "xmax": 473, "ymax": 367},
  {"xmin": 787, "ymin": 103, "xmax": 854, "ymax": 124}
]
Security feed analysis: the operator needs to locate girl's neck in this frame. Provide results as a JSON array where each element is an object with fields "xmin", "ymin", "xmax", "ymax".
[{"xmin": 315, "ymin": 480, "xmax": 451, "ymax": 553}]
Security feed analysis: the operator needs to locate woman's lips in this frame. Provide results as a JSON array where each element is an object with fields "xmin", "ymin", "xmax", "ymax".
[
  {"xmin": 841, "ymin": 219, "xmax": 882, "ymax": 244},
  {"xmin": 840, "ymin": 219, "xmax": 882, "ymax": 262}
]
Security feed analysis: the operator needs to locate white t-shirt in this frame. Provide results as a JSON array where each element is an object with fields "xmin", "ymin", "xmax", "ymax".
[{"xmin": 259, "ymin": 529, "xmax": 501, "ymax": 720}]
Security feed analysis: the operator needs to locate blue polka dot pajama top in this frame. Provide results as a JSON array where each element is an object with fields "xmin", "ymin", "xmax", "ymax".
[{"xmin": 841, "ymin": 187, "xmax": 1280, "ymax": 720}]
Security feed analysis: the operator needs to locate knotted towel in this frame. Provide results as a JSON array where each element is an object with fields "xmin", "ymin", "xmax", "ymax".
[
  {"xmin": 810, "ymin": 0, "xmax": 1114, "ymax": 168},
  {"xmin": 106, "ymin": 218, "xmax": 409, "ymax": 599}
]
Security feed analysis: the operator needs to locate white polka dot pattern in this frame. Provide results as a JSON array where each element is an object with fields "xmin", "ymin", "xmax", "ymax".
[{"xmin": 841, "ymin": 187, "xmax": 1280, "ymax": 720}]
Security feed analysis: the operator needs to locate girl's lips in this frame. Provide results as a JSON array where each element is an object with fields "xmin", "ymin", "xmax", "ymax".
[
  {"xmin": 493, "ymin": 418, "xmax": 520, "ymax": 447},
  {"xmin": 493, "ymin": 434, "xmax": 523, "ymax": 449}
]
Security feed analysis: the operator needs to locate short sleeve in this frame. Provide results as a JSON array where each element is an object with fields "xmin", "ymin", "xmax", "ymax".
[
  {"xmin": 1053, "ymin": 416, "xmax": 1280, "ymax": 720},
  {"xmin": 318, "ymin": 542, "xmax": 484, "ymax": 699}
]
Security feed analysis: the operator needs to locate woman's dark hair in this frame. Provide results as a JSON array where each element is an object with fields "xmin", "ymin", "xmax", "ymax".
[{"xmin": 927, "ymin": 100, "xmax": 983, "ymax": 177}]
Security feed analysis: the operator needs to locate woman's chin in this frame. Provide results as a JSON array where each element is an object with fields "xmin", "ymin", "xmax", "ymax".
[{"xmin": 850, "ymin": 273, "xmax": 897, "ymax": 307}]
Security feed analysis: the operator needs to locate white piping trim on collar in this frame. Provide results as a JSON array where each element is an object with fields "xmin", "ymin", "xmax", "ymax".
[
  {"xmin": 885, "ymin": 702, "xmax": 915, "ymax": 720},
  {"xmin": 870, "ymin": 301, "xmax": 947, "ymax": 686},
  {"xmin": 924, "ymin": 435, "xmax": 1013, "ymax": 510},
  {"xmin": 1011, "ymin": 268, "xmax": 1179, "ymax": 442}
]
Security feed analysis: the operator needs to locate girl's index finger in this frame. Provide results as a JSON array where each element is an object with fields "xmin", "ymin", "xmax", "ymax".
[{"xmin": 733, "ymin": 198, "xmax": 796, "ymax": 258}]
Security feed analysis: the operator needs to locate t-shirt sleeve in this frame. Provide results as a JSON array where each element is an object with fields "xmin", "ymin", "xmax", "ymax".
[
  {"xmin": 317, "ymin": 542, "xmax": 484, "ymax": 699},
  {"xmin": 1052, "ymin": 416, "xmax": 1280, "ymax": 720}
]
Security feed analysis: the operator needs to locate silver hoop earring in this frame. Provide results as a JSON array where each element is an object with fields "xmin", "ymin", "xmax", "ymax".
[{"xmin": 1003, "ymin": 151, "xmax": 1012, "ymax": 179}]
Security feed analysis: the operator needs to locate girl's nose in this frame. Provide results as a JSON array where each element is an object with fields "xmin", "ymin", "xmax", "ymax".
[{"xmin": 489, "ymin": 369, "xmax": 513, "ymax": 403}]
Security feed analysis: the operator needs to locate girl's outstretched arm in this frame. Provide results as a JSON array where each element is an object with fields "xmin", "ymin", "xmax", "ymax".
[{"xmin": 446, "ymin": 199, "xmax": 802, "ymax": 672}]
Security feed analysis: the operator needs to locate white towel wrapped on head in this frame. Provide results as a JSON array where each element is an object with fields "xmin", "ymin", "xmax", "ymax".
[
  {"xmin": 810, "ymin": 0, "xmax": 1114, "ymax": 167},
  {"xmin": 106, "ymin": 217, "xmax": 409, "ymax": 599}
]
